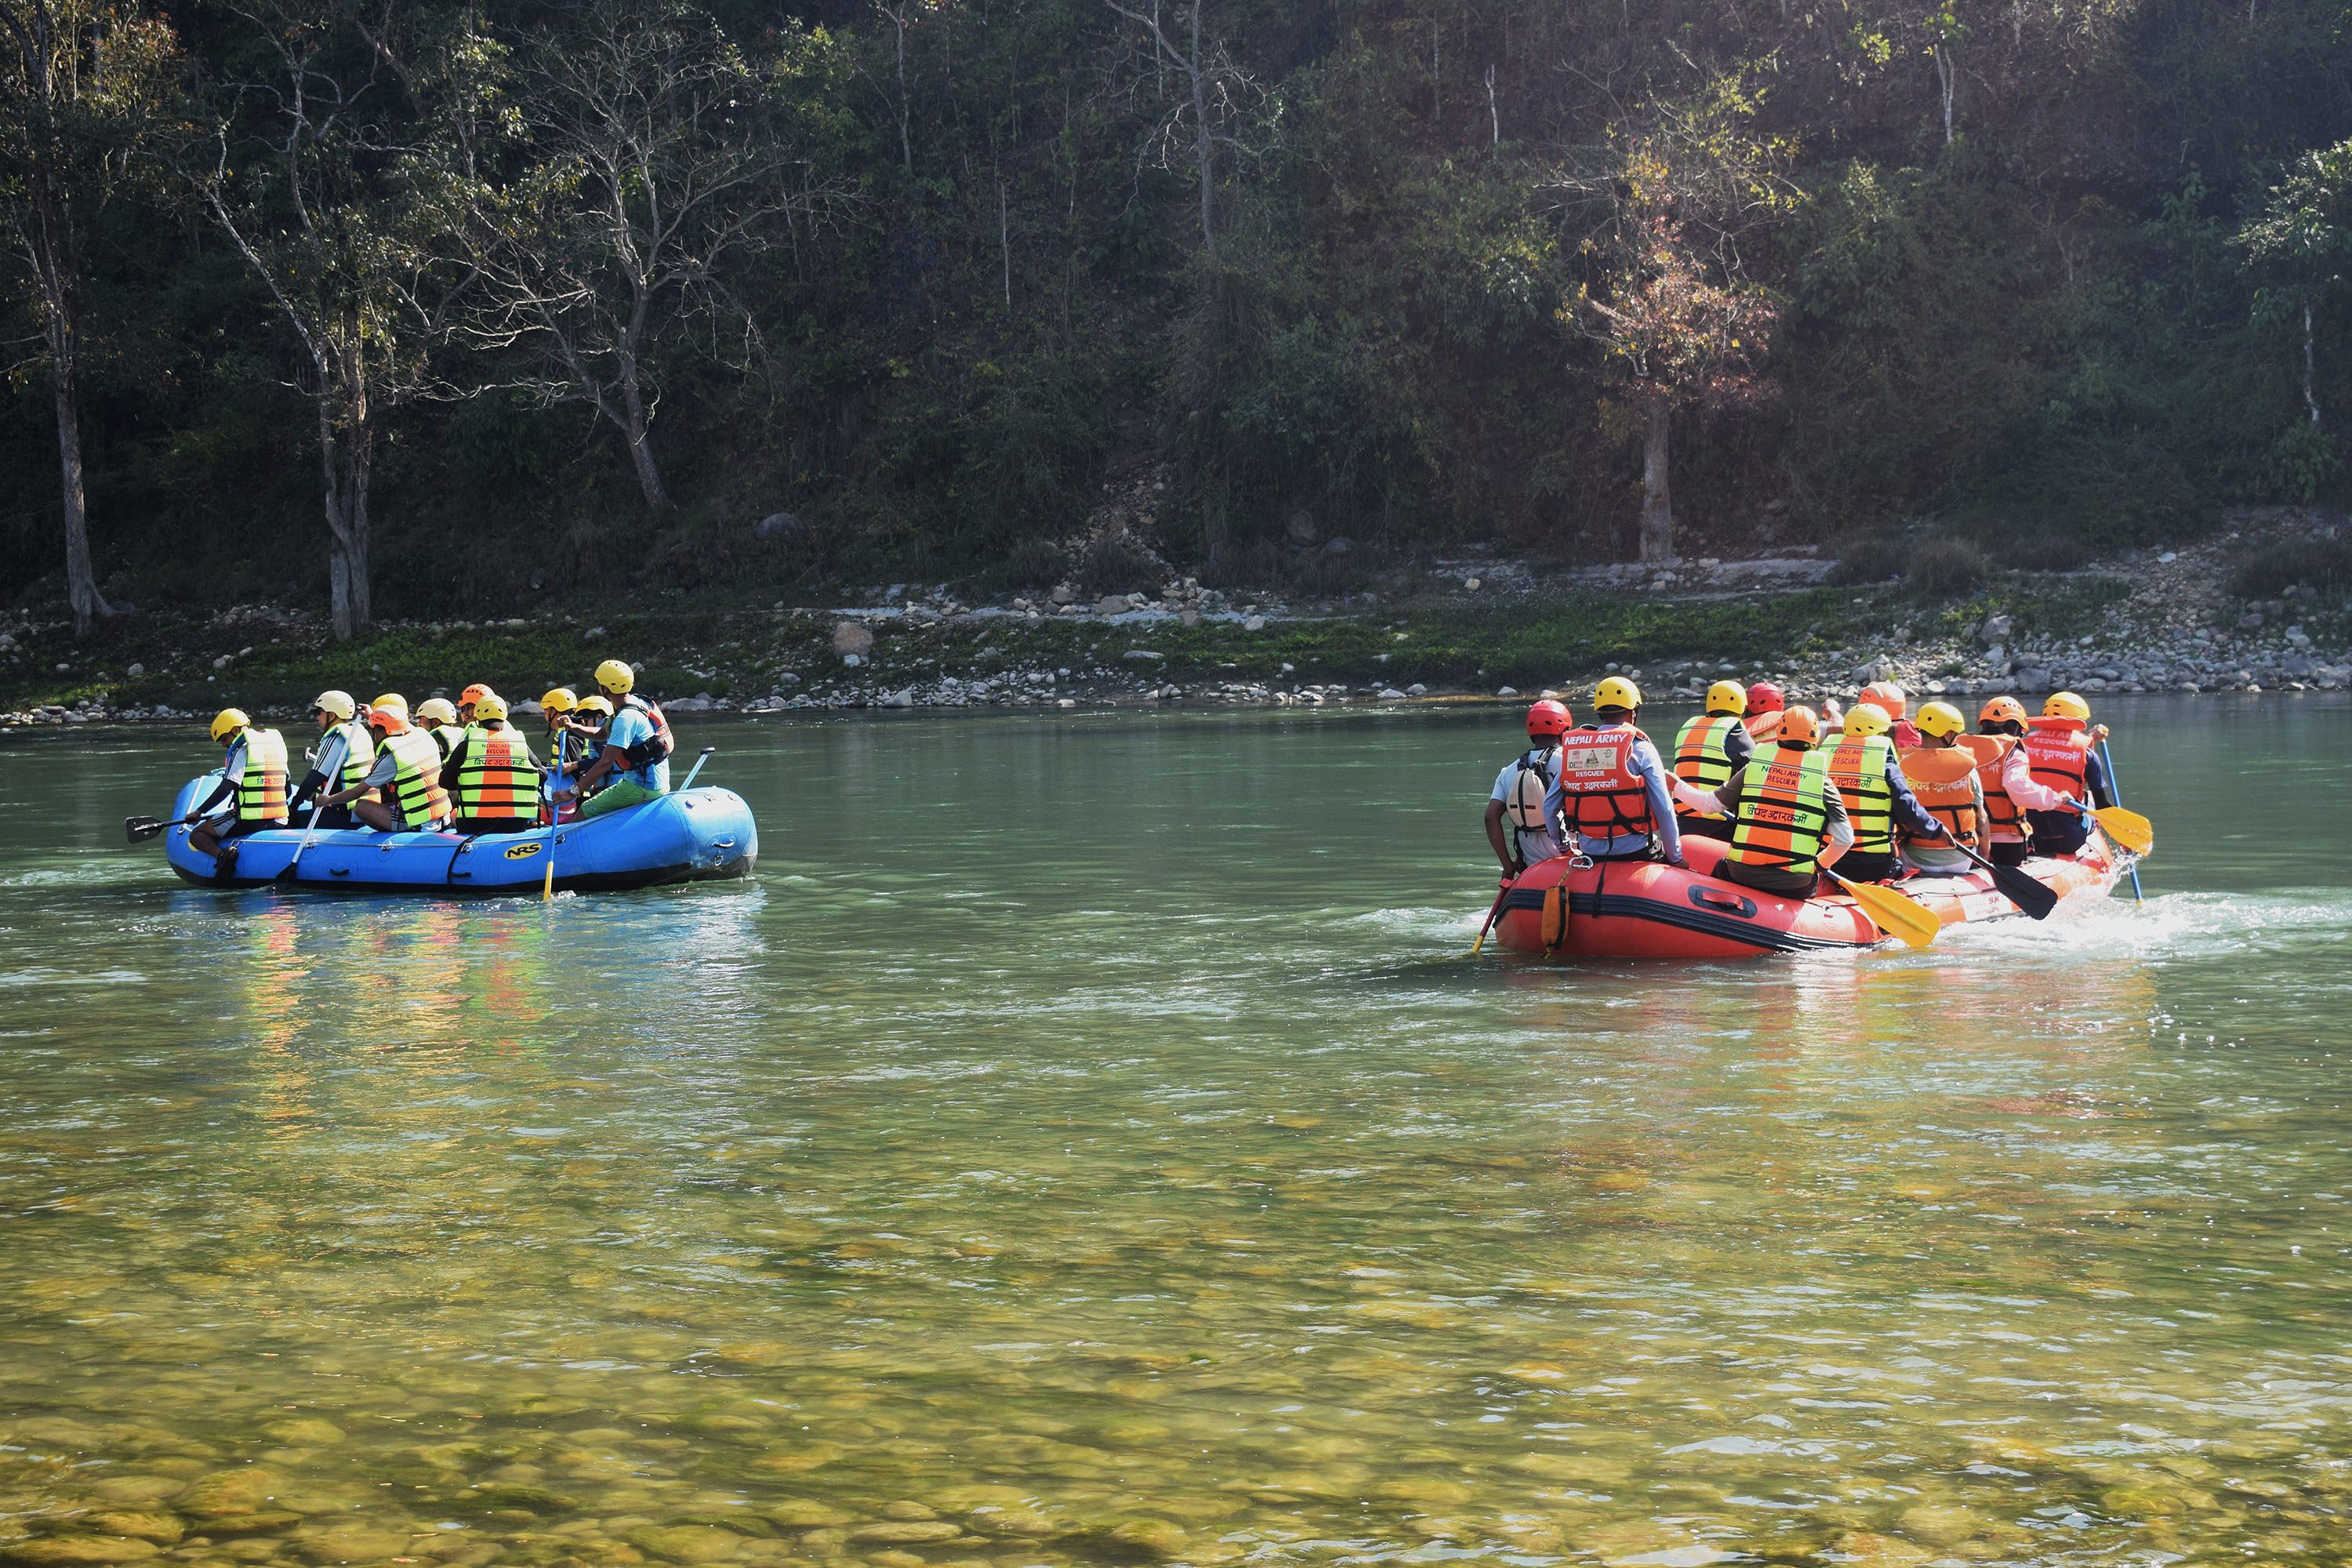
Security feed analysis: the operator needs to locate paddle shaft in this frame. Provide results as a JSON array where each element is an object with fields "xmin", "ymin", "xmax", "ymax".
[
  {"xmin": 2095, "ymin": 739, "xmax": 2145, "ymax": 902},
  {"xmin": 1941, "ymin": 834, "xmax": 2060, "ymax": 920},
  {"xmin": 677, "ymin": 746, "xmax": 716, "ymax": 792},
  {"xmin": 1469, "ymin": 877, "xmax": 1513, "ymax": 956}
]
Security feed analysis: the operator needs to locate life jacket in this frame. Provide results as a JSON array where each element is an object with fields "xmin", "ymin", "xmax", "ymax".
[
  {"xmin": 329, "ymin": 719, "xmax": 379, "ymax": 802},
  {"xmin": 1672, "ymin": 713, "xmax": 1743, "ymax": 818},
  {"xmin": 1555, "ymin": 723, "xmax": 1657, "ymax": 840},
  {"xmin": 620, "ymin": 693, "xmax": 675, "ymax": 767},
  {"xmin": 377, "ymin": 728, "xmax": 452, "ymax": 828},
  {"xmin": 233, "ymin": 729, "xmax": 289, "ymax": 822},
  {"xmin": 2021, "ymin": 715, "xmax": 2091, "ymax": 800},
  {"xmin": 1504, "ymin": 747, "xmax": 1555, "ymax": 835},
  {"xmin": 1824, "ymin": 733, "xmax": 1897, "ymax": 855},
  {"xmin": 1744, "ymin": 711, "xmax": 1783, "ymax": 745},
  {"xmin": 1726, "ymin": 744, "xmax": 1836, "ymax": 877},
  {"xmin": 1898, "ymin": 745, "xmax": 1980, "ymax": 848},
  {"xmin": 1960, "ymin": 733, "xmax": 2024, "ymax": 840},
  {"xmin": 430, "ymin": 723, "xmax": 469, "ymax": 761},
  {"xmin": 456, "ymin": 724, "xmax": 539, "ymax": 818}
]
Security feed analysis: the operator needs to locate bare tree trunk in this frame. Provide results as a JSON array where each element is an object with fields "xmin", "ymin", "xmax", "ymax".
[
  {"xmin": 1484, "ymin": 64, "xmax": 1498, "ymax": 146},
  {"xmin": 318, "ymin": 372, "xmax": 373, "ymax": 639},
  {"xmin": 1639, "ymin": 399, "xmax": 1675, "ymax": 564},
  {"xmin": 47, "ymin": 291, "xmax": 108, "ymax": 635},
  {"xmin": 1188, "ymin": 0, "xmax": 1212, "ymax": 256},
  {"xmin": 1933, "ymin": 43, "xmax": 1955, "ymax": 143},
  {"xmin": 2304, "ymin": 296, "xmax": 2321, "ymax": 427},
  {"xmin": 614, "ymin": 285, "xmax": 671, "ymax": 509}
]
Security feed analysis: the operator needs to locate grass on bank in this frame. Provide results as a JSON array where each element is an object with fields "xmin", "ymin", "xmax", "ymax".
[{"xmin": 0, "ymin": 575, "xmax": 2140, "ymax": 717}]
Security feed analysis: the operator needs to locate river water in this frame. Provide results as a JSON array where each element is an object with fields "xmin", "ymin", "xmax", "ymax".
[{"xmin": 2, "ymin": 696, "xmax": 2348, "ymax": 1568}]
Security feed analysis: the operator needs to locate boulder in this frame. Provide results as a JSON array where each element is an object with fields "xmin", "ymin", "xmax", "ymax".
[
  {"xmin": 1977, "ymin": 613, "xmax": 2013, "ymax": 644},
  {"xmin": 1284, "ymin": 510, "xmax": 1318, "ymax": 546},
  {"xmin": 753, "ymin": 511, "xmax": 804, "ymax": 540},
  {"xmin": 0, "ymin": 1541, "xmax": 162, "ymax": 1567},
  {"xmin": 1094, "ymin": 595, "xmax": 1131, "ymax": 615},
  {"xmin": 831, "ymin": 622, "xmax": 873, "ymax": 658}
]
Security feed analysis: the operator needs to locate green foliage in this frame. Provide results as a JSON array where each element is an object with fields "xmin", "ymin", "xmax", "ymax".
[
  {"xmin": 1904, "ymin": 536, "xmax": 1993, "ymax": 599},
  {"xmin": 2230, "ymin": 537, "xmax": 2352, "ymax": 597}
]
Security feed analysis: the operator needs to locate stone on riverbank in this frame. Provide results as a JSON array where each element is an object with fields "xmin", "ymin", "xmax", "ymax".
[
  {"xmin": 623, "ymin": 1526, "xmax": 742, "ymax": 1563},
  {"xmin": 176, "ymin": 1472, "xmax": 285, "ymax": 1520},
  {"xmin": 1, "ymin": 1541, "xmax": 162, "ymax": 1567}
]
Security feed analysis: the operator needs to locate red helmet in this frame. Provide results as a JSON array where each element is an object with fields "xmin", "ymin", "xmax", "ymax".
[
  {"xmin": 1525, "ymin": 699, "xmax": 1573, "ymax": 737},
  {"xmin": 1745, "ymin": 681, "xmax": 1784, "ymax": 716}
]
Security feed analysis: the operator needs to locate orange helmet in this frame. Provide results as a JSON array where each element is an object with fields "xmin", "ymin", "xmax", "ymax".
[
  {"xmin": 368, "ymin": 704, "xmax": 412, "ymax": 735},
  {"xmin": 1979, "ymin": 695, "xmax": 2027, "ymax": 728},
  {"xmin": 1858, "ymin": 681, "xmax": 1907, "ymax": 720},
  {"xmin": 459, "ymin": 682, "xmax": 494, "ymax": 710},
  {"xmin": 1777, "ymin": 706, "xmax": 1820, "ymax": 746}
]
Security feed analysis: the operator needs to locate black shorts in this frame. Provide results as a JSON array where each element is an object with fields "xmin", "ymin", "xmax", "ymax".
[
  {"xmin": 1988, "ymin": 840, "xmax": 2028, "ymax": 866},
  {"xmin": 1837, "ymin": 849, "xmax": 1899, "ymax": 883},
  {"xmin": 1675, "ymin": 815, "xmax": 1734, "ymax": 842},
  {"xmin": 219, "ymin": 816, "xmax": 286, "ymax": 840},
  {"xmin": 1714, "ymin": 856, "xmax": 1820, "ymax": 901}
]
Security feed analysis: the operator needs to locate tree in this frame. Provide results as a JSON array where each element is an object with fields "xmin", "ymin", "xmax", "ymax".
[
  {"xmin": 2238, "ymin": 137, "xmax": 2352, "ymax": 432},
  {"xmin": 0, "ymin": 0, "xmax": 179, "ymax": 635},
  {"xmin": 1100, "ymin": 0, "xmax": 1265, "ymax": 259},
  {"xmin": 188, "ymin": 0, "xmax": 489, "ymax": 638},
  {"xmin": 1554, "ymin": 78, "xmax": 1796, "ymax": 562},
  {"xmin": 471, "ymin": 1, "xmax": 834, "ymax": 512}
]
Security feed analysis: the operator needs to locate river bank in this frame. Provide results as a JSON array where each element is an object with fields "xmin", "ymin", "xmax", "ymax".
[{"xmin": 5, "ymin": 510, "xmax": 2345, "ymax": 727}]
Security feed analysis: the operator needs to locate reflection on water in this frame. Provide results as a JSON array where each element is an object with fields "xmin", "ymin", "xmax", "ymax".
[{"xmin": 2, "ymin": 699, "xmax": 2350, "ymax": 1568}]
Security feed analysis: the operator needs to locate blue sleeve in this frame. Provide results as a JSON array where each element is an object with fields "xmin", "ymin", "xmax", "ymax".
[
  {"xmin": 1884, "ymin": 757, "xmax": 1944, "ymax": 836},
  {"xmin": 1632, "ymin": 741, "xmax": 1681, "ymax": 858}
]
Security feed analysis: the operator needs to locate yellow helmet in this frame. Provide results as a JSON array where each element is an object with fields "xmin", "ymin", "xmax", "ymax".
[
  {"xmin": 1704, "ymin": 680, "xmax": 1744, "ymax": 715},
  {"xmin": 2044, "ymin": 691, "xmax": 2091, "ymax": 722},
  {"xmin": 1842, "ymin": 702, "xmax": 1892, "ymax": 739},
  {"xmin": 371, "ymin": 692, "xmax": 408, "ymax": 713},
  {"xmin": 1593, "ymin": 675, "xmax": 1642, "ymax": 711},
  {"xmin": 310, "ymin": 689, "xmax": 356, "ymax": 721},
  {"xmin": 415, "ymin": 697, "xmax": 459, "ymax": 726},
  {"xmin": 540, "ymin": 687, "xmax": 577, "ymax": 714},
  {"xmin": 1915, "ymin": 700, "xmax": 1965, "ymax": 739},
  {"xmin": 474, "ymin": 693, "xmax": 510, "ymax": 721},
  {"xmin": 209, "ymin": 708, "xmax": 250, "ymax": 744},
  {"xmin": 594, "ymin": 658, "xmax": 635, "ymax": 695},
  {"xmin": 575, "ymin": 695, "xmax": 614, "ymax": 719}
]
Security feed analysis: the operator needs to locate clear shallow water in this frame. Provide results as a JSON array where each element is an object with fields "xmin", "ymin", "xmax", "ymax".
[{"xmin": 1, "ymin": 696, "xmax": 2348, "ymax": 1568}]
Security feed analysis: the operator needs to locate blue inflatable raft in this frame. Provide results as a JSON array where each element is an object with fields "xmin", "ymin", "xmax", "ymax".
[{"xmin": 160, "ymin": 772, "xmax": 757, "ymax": 894}]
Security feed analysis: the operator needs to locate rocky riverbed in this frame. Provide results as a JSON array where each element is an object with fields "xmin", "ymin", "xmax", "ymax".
[{"xmin": 3, "ymin": 511, "xmax": 2345, "ymax": 725}]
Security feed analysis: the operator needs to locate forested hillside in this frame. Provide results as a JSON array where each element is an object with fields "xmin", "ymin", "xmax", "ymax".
[{"xmin": 3, "ymin": 0, "xmax": 2348, "ymax": 637}]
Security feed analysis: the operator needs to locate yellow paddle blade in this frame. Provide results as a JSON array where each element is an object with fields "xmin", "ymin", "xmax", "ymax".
[
  {"xmin": 2091, "ymin": 805, "xmax": 2153, "ymax": 855},
  {"xmin": 1830, "ymin": 873, "xmax": 1940, "ymax": 950}
]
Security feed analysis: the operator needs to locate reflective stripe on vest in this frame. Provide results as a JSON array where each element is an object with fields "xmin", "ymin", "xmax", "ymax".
[
  {"xmin": 1556, "ymin": 724, "xmax": 1656, "ymax": 837},
  {"xmin": 234, "ymin": 729, "xmax": 289, "ymax": 821},
  {"xmin": 2021, "ymin": 717, "xmax": 2090, "ymax": 799},
  {"xmin": 1726, "ymin": 745, "xmax": 1835, "ymax": 877},
  {"xmin": 1825, "ymin": 734, "xmax": 1896, "ymax": 855},
  {"xmin": 379, "ymin": 728, "xmax": 451, "ymax": 826},
  {"xmin": 456, "ymin": 726, "xmax": 539, "ymax": 815},
  {"xmin": 1504, "ymin": 748, "xmax": 1553, "ymax": 833},
  {"xmin": 1899, "ymin": 745, "xmax": 1980, "ymax": 847},
  {"xmin": 332, "ymin": 720, "xmax": 378, "ymax": 798},
  {"xmin": 1673, "ymin": 713, "xmax": 1742, "ymax": 818}
]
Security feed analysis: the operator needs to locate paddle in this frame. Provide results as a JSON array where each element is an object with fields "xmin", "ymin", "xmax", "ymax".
[
  {"xmin": 1824, "ymin": 870, "xmax": 1940, "ymax": 950},
  {"xmin": 542, "ymin": 728, "xmax": 572, "ymax": 901},
  {"xmin": 2095, "ymin": 738, "xmax": 2147, "ymax": 902},
  {"xmin": 2072, "ymin": 798, "xmax": 2154, "ymax": 856},
  {"xmin": 1943, "ymin": 837, "xmax": 2060, "ymax": 920},
  {"xmin": 1468, "ymin": 876, "xmax": 1514, "ymax": 956},
  {"xmin": 125, "ymin": 813, "xmax": 194, "ymax": 844},
  {"xmin": 677, "ymin": 746, "xmax": 715, "ymax": 792},
  {"xmin": 274, "ymin": 800, "xmax": 326, "ymax": 884}
]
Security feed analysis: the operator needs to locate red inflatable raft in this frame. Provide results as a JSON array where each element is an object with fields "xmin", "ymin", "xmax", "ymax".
[{"xmin": 1490, "ymin": 832, "xmax": 2135, "ymax": 958}]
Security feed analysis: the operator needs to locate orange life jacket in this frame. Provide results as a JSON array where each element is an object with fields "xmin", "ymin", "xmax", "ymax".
[
  {"xmin": 2021, "ymin": 715, "xmax": 2091, "ymax": 800},
  {"xmin": 1899, "ymin": 745, "xmax": 1981, "ymax": 848},
  {"xmin": 1555, "ymin": 723, "xmax": 1657, "ymax": 839},
  {"xmin": 1744, "ymin": 711, "xmax": 1783, "ymax": 746},
  {"xmin": 1961, "ymin": 732, "xmax": 2024, "ymax": 839}
]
